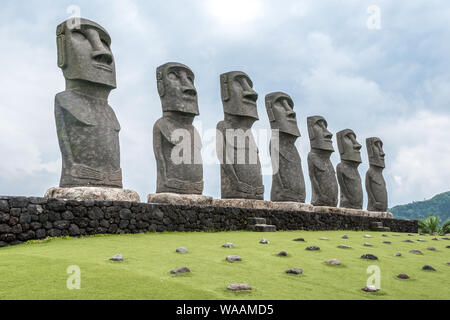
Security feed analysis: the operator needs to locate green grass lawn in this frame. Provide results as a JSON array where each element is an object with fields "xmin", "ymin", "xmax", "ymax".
[{"xmin": 0, "ymin": 231, "xmax": 449, "ymax": 300}]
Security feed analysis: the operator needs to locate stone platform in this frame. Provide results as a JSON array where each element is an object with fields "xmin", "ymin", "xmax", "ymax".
[{"xmin": 45, "ymin": 187, "xmax": 141, "ymax": 203}]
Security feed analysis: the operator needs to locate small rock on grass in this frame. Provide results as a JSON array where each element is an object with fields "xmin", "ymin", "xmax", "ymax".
[
  {"xmin": 446, "ymin": 262, "xmax": 450, "ymax": 266},
  {"xmin": 361, "ymin": 254, "xmax": 378, "ymax": 260},
  {"xmin": 397, "ymin": 273, "xmax": 410, "ymax": 280},
  {"xmin": 382, "ymin": 234, "xmax": 389, "ymax": 238},
  {"xmin": 422, "ymin": 265, "xmax": 436, "ymax": 271},
  {"xmin": 362, "ymin": 285, "xmax": 379, "ymax": 293},
  {"xmin": 260, "ymin": 239, "xmax": 270, "ymax": 245},
  {"xmin": 171, "ymin": 267, "xmax": 191, "ymax": 274},
  {"xmin": 294, "ymin": 238, "xmax": 305, "ymax": 242},
  {"xmin": 326, "ymin": 258, "xmax": 341, "ymax": 265},
  {"xmin": 277, "ymin": 251, "xmax": 288, "ymax": 257},
  {"xmin": 223, "ymin": 243, "xmax": 235, "ymax": 248},
  {"xmin": 338, "ymin": 245, "xmax": 352, "ymax": 249},
  {"xmin": 364, "ymin": 235, "xmax": 373, "ymax": 239},
  {"xmin": 109, "ymin": 254, "xmax": 124, "ymax": 262},
  {"xmin": 320, "ymin": 237, "xmax": 329, "ymax": 241},
  {"xmin": 418, "ymin": 239, "xmax": 427, "ymax": 242},
  {"xmin": 306, "ymin": 246, "xmax": 320, "ymax": 251},
  {"xmin": 442, "ymin": 237, "xmax": 450, "ymax": 240},
  {"xmin": 409, "ymin": 250, "xmax": 423, "ymax": 255},
  {"xmin": 227, "ymin": 284, "xmax": 252, "ymax": 291},
  {"xmin": 427, "ymin": 247, "xmax": 437, "ymax": 251},
  {"xmin": 394, "ymin": 253, "xmax": 402, "ymax": 257},
  {"xmin": 342, "ymin": 235, "xmax": 349, "ymax": 239},
  {"xmin": 364, "ymin": 243, "xmax": 373, "ymax": 247},
  {"xmin": 176, "ymin": 247, "xmax": 188, "ymax": 254},
  {"xmin": 403, "ymin": 240, "xmax": 414, "ymax": 243},
  {"xmin": 383, "ymin": 241, "xmax": 392, "ymax": 244},
  {"xmin": 446, "ymin": 246, "xmax": 450, "ymax": 249},
  {"xmin": 408, "ymin": 234, "xmax": 416, "ymax": 236},
  {"xmin": 286, "ymin": 268, "xmax": 303, "ymax": 275},
  {"xmin": 432, "ymin": 238, "xmax": 439, "ymax": 241},
  {"xmin": 226, "ymin": 256, "xmax": 242, "ymax": 262}
]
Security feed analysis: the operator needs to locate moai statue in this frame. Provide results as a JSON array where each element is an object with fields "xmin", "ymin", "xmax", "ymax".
[
  {"xmin": 48, "ymin": 18, "xmax": 139, "ymax": 201},
  {"xmin": 216, "ymin": 71, "xmax": 264, "ymax": 200},
  {"xmin": 266, "ymin": 92, "xmax": 306, "ymax": 203},
  {"xmin": 336, "ymin": 129, "xmax": 363, "ymax": 209},
  {"xmin": 307, "ymin": 116, "xmax": 338, "ymax": 207},
  {"xmin": 366, "ymin": 137, "xmax": 388, "ymax": 212},
  {"xmin": 153, "ymin": 62, "xmax": 204, "ymax": 195}
]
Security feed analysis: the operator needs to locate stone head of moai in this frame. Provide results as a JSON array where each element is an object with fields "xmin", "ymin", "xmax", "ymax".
[
  {"xmin": 337, "ymin": 129, "xmax": 363, "ymax": 163},
  {"xmin": 266, "ymin": 92, "xmax": 301, "ymax": 137},
  {"xmin": 220, "ymin": 71, "xmax": 259, "ymax": 121},
  {"xmin": 157, "ymin": 62, "xmax": 199, "ymax": 120},
  {"xmin": 367, "ymin": 137, "xmax": 386, "ymax": 168},
  {"xmin": 307, "ymin": 116, "xmax": 334, "ymax": 152},
  {"xmin": 56, "ymin": 18, "xmax": 116, "ymax": 88}
]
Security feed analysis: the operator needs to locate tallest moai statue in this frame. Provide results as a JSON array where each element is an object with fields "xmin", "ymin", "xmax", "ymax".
[{"xmin": 46, "ymin": 18, "xmax": 139, "ymax": 202}]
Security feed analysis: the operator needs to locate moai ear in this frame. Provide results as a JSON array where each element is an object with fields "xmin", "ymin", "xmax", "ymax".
[
  {"xmin": 265, "ymin": 98, "xmax": 275, "ymax": 122},
  {"xmin": 307, "ymin": 118, "xmax": 316, "ymax": 140},
  {"xmin": 157, "ymin": 71, "xmax": 165, "ymax": 97},
  {"xmin": 220, "ymin": 74, "xmax": 230, "ymax": 102},
  {"xmin": 366, "ymin": 138, "xmax": 374, "ymax": 158},
  {"xmin": 337, "ymin": 132, "xmax": 345, "ymax": 155},
  {"xmin": 56, "ymin": 24, "xmax": 67, "ymax": 69}
]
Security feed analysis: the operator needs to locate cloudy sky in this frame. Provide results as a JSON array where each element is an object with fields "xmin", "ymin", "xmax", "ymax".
[{"xmin": 0, "ymin": 0, "xmax": 449, "ymax": 207}]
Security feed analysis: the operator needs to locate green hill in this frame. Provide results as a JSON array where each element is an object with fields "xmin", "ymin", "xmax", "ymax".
[{"xmin": 389, "ymin": 192, "xmax": 450, "ymax": 222}]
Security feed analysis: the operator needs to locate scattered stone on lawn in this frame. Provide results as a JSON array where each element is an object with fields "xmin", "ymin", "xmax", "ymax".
[
  {"xmin": 260, "ymin": 239, "xmax": 270, "ymax": 245},
  {"xmin": 176, "ymin": 247, "xmax": 189, "ymax": 254},
  {"xmin": 171, "ymin": 267, "xmax": 191, "ymax": 274},
  {"xmin": 362, "ymin": 285, "xmax": 379, "ymax": 293},
  {"xmin": 361, "ymin": 254, "xmax": 378, "ymax": 260},
  {"xmin": 446, "ymin": 246, "xmax": 450, "ymax": 249},
  {"xmin": 418, "ymin": 239, "xmax": 427, "ymax": 242},
  {"xmin": 443, "ymin": 237, "xmax": 450, "ymax": 240},
  {"xmin": 382, "ymin": 234, "xmax": 389, "ymax": 238},
  {"xmin": 294, "ymin": 238, "xmax": 305, "ymax": 242},
  {"xmin": 109, "ymin": 254, "xmax": 124, "ymax": 262},
  {"xmin": 408, "ymin": 234, "xmax": 415, "ymax": 236},
  {"xmin": 403, "ymin": 240, "xmax": 414, "ymax": 243},
  {"xmin": 226, "ymin": 255, "xmax": 242, "ymax": 262},
  {"xmin": 393, "ymin": 234, "xmax": 401, "ymax": 237},
  {"xmin": 326, "ymin": 258, "xmax": 341, "ymax": 265},
  {"xmin": 306, "ymin": 246, "xmax": 321, "ymax": 251},
  {"xmin": 447, "ymin": 262, "xmax": 450, "ymax": 266},
  {"xmin": 277, "ymin": 251, "xmax": 288, "ymax": 257},
  {"xmin": 364, "ymin": 235, "xmax": 373, "ymax": 239},
  {"xmin": 223, "ymin": 243, "xmax": 235, "ymax": 248},
  {"xmin": 383, "ymin": 241, "xmax": 392, "ymax": 244},
  {"xmin": 342, "ymin": 235, "xmax": 349, "ymax": 239},
  {"xmin": 364, "ymin": 243, "xmax": 373, "ymax": 247},
  {"xmin": 338, "ymin": 245, "xmax": 352, "ymax": 249},
  {"xmin": 394, "ymin": 253, "xmax": 402, "ymax": 257},
  {"xmin": 227, "ymin": 284, "xmax": 252, "ymax": 291},
  {"xmin": 422, "ymin": 265, "xmax": 436, "ymax": 271},
  {"xmin": 286, "ymin": 268, "xmax": 303, "ymax": 275},
  {"xmin": 409, "ymin": 250, "xmax": 423, "ymax": 255},
  {"xmin": 397, "ymin": 273, "xmax": 410, "ymax": 280},
  {"xmin": 320, "ymin": 237, "xmax": 329, "ymax": 241},
  {"xmin": 432, "ymin": 238, "xmax": 439, "ymax": 241},
  {"xmin": 427, "ymin": 247, "xmax": 437, "ymax": 251}
]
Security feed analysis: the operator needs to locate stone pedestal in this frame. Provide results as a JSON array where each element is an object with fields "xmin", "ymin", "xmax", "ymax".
[
  {"xmin": 312, "ymin": 206, "xmax": 393, "ymax": 219},
  {"xmin": 212, "ymin": 199, "xmax": 273, "ymax": 210},
  {"xmin": 148, "ymin": 193, "xmax": 213, "ymax": 206},
  {"xmin": 45, "ymin": 187, "xmax": 141, "ymax": 202}
]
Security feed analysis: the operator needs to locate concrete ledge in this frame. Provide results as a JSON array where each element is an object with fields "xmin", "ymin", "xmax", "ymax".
[
  {"xmin": 45, "ymin": 187, "xmax": 141, "ymax": 203},
  {"xmin": 148, "ymin": 193, "xmax": 213, "ymax": 206}
]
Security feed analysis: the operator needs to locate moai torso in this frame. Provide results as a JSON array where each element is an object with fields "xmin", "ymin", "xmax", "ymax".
[
  {"xmin": 55, "ymin": 19, "xmax": 123, "ymax": 188},
  {"xmin": 307, "ymin": 116, "xmax": 338, "ymax": 207},
  {"xmin": 366, "ymin": 137, "xmax": 388, "ymax": 212},
  {"xmin": 266, "ymin": 92, "xmax": 306, "ymax": 203},
  {"xmin": 336, "ymin": 129, "xmax": 363, "ymax": 209},
  {"xmin": 154, "ymin": 62, "xmax": 204, "ymax": 195},
  {"xmin": 217, "ymin": 71, "xmax": 264, "ymax": 200}
]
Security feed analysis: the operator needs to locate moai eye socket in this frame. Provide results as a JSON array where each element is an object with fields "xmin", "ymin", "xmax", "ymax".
[
  {"xmin": 167, "ymin": 72, "xmax": 179, "ymax": 81},
  {"xmin": 71, "ymin": 30, "xmax": 87, "ymax": 40}
]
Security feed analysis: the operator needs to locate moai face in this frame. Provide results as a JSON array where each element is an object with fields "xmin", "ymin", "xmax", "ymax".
[
  {"xmin": 56, "ymin": 19, "xmax": 116, "ymax": 88},
  {"xmin": 266, "ymin": 92, "xmax": 301, "ymax": 137},
  {"xmin": 221, "ymin": 71, "xmax": 259, "ymax": 119},
  {"xmin": 367, "ymin": 137, "xmax": 386, "ymax": 168},
  {"xmin": 337, "ymin": 129, "xmax": 362, "ymax": 163},
  {"xmin": 157, "ymin": 62, "xmax": 199, "ymax": 116},
  {"xmin": 307, "ymin": 116, "xmax": 334, "ymax": 152}
]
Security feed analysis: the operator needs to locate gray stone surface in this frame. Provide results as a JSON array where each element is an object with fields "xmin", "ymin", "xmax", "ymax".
[
  {"xmin": 171, "ymin": 267, "xmax": 191, "ymax": 274},
  {"xmin": 366, "ymin": 137, "xmax": 388, "ymax": 212},
  {"xmin": 154, "ymin": 62, "xmax": 204, "ymax": 195},
  {"xmin": 176, "ymin": 247, "xmax": 189, "ymax": 254},
  {"xmin": 223, "ymin": 243, "xmax": 235, "ymax": 248},
  {"xmin": 326, "ymin": 258, "xmax": 341, "ymax": 265},
  {"xmin": 45, "ymin": 187, "xmax": 140, "ymax": 202},
  {"xmin": 147, "ymin": 193, "xmax": 212, "ymax": 206},
  {"xmin": 422, "ymin": 265, "xmax": 436, "ymax": 271},
  {"xmin": 362, "ymin": 285, "xmax": 379, "ymax": 293},
  {"xmin": 337, "ymin": 129, "xmax": 363, "ymax": 209},
  {"xmin": 338, "ymin": 245, "xmax": 352, "ymax": 249},
  {"xmin": 409, "ymin": 250, "xmax": 423, "ymax": 255},
  {"xmin": 266, "ymin": 92, "xmax": 306, "ymax": 203},
  {"xmin": 260, "ymin": 238, "xmax": 270, "ymax": 245},
  {"xmin": 55, "ymin": 19, "xmax": 123, "ymax": 189},
  {"xmin": 109, "ymin": 254, "xmax": 124, "ymax": 262},
  {"xmin": 286, "ymin": 268, "xmax": 303, "ymax": 275},
  {"xmin": 226, "ymin": 255, "xmax": 242, "ymax": 262},
  {"xmin": 277, "ymin": 250, "xmax": 288, "ymax": 257},
  {"xmin": 217, "ymin": 71, "xmax": 264, "ymax": 200},
  {"xmin": 307, "ymin": 116, "xmax": 338, "ymax": 207},
  {"xmin": 227, "ymin": 284, "xmax": 252, "ymax": 291},
  {"xmin": 306, "ymin": 246, "xmax": 320, "ymax": 251},
  {"xmin": 397, "ymin": 273, "xmax": 410, "ymax": 279},
  {"xmin": 361, "ymin": 254, "xmax": 378, "ymax": 260}
]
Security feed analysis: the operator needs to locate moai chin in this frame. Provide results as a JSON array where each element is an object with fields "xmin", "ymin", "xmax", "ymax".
[
  {"xmin": 54, "ymin": 18, "xmax": 122, "ymax": 189},
  {"xmin": 216, "ymin": 71, "xmax": 264, "ymax": 200},
  {"xmin": 153, "ymin": 62, "xmax": 204, "ymax": 195},
  {"xmin": 307, "ymin": 116, "xmax": 338, "ymax": 207},
  {"xmin": 266, "ymin": 92, "xmax": 306, "ymax": 203},
  {"xmin": 366, "ymin": 137, "xmax": 388, "ymax": 212},
  {"xmin": 336, "ymin": 129, "xmax": 364, "ymax": 209}
]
